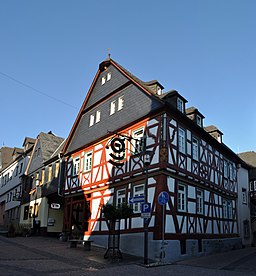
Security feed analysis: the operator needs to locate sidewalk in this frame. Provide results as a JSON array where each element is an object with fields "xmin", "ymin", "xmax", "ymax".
[
  {"xmin": 0, "ymin": 235, "xmax": 256, "ymax": 275},
  {"xmin": 0, "ymin": 235, "xmax": 144, "ymax": 275}
]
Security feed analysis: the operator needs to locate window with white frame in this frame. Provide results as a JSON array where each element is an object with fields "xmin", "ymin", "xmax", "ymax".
[
  {"xmin": 73, "ymin": 157, "xmax": 80, "ymax": 176},
  {"xmin": 242, "ymin": 188, "xmax": 247, "ymax": 204},
  {"xmin": 223, "ymin": 199, "xmax": 232, "ymax": 219},
  {"xmin": 101, "ymin": 76, "xmax": 106, "ymax": 85},
  {"xmin": 223, "ymin": 160, "xmax": 228, "ymax": 178},
  {"xmin": 89, "ymin": 114, "xmax": 95, "ymax": 127},
  {"xmin": 196, "ymin": 189, "xmax": 204, "ymax": 214},
  {"xmin": 178, "ymin": 127, "xmax": 186, "ymax": 154},
  {"xmin": 110, "ymin": 100, "xmax": 116, "ymax": 115},
  {"xmin": 192, "ymin": 137, "xmax": 199, "ymax": 161},
  {"xmin": 177, "ymin": 98, "xmax": 184, "ymax": 113},
  {"xmin": 47, "ymin": 166, "xmax": 52, "ymax": 183},
  {"xmin": 83, "ymin": 151, "xmax": 92, "ymax": 172},
  {"xmin": 55, "ymin": 162, "xmax": 59, "ymax": 178},
  {"xmin": 223, "ymin": 199, "xmax": 227, "ymax": 218},
  {"xmin": 227, "ymin": 201, "xmax": 232, "ymax": 219},
  {"xmin": 95, "ymin": 110, "xmax": 101, "ymax": 123},
  {"xmin": 196, "ymin": 115, "xmax": 202, "ymax": 127},
  {"xmin": 107, "ymin": 72, "xmax": 111, "ymax": 81},
  {"xmin": 116, "ymin": 189, "xmax": 126, "ymax": 208},
  {"xmin": 118, "ymin": 96, "xmax": 124, "ymax": 111},
  {"xmin": 229, "ymin": 163, "xmax": 234, "ymax": 180},
  {"xmin": 133, "ymin": 184, "xmax": 144, "ymax": 213},
  {"xmin": 177, "ymin": 183, "xmax": 187, "ymax": 212},
  {"xmin": 131, "ymin": 128, "xmax": 144, "ymax": 155}
]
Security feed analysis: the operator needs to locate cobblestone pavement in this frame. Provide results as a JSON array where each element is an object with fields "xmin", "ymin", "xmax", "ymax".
[{"xmin": 0, "ymin": 235, "xmax": 256, "ymax": 275}]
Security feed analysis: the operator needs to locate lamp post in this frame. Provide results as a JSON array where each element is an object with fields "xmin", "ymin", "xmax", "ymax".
[{"xmin": 143, "ymin": 149, "xmax": 152, "ymax": 265}]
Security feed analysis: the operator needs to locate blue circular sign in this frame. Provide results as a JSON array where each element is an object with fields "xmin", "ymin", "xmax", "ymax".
[{"xmin": 158, "ymin": 191, "xmax": 169, "ymax": 205}]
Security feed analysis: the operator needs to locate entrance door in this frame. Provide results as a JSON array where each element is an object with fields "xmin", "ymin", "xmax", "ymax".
[{"xmin": 64, "ymin": 194, "xmax": 91, "ymax": 236}]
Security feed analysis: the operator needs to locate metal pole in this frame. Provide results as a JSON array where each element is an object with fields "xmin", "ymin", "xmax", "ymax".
[
  {"xmin": 144, "ymin": 163, "xmax": 148, "ymax": 265},
  {"xmin": 161, "ymin": 204, "xmax": 165, "ymax": 261}
]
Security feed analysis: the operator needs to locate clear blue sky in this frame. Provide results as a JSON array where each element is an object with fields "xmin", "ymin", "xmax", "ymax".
[{"xmin": 0, "ymin": 0, "xmax": 255, "ymax": 153}]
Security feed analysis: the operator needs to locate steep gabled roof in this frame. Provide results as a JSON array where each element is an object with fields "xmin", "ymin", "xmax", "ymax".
[
  {"xmin": 38, "ymin": 132, "xmax": 64, "ymax": 162},
  {"xmin": 238, "ymin": 151, "xmax": 256, "ymax": 167},
  {"xmin": 25, "ymin": 132, "xmax": 64, "ymax": 175},
  {"xmin": 62, "ymin": 58, "xmax": 164, "ymax": 154},
  {"xmin": 0, "ymin": 147, "xmax": 14, "ymax": 171}
]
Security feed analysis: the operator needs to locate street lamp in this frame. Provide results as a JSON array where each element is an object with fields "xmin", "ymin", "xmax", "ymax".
[{"xmin": 142, "ymin": 149, "xmax": 153, "ymax": 265}]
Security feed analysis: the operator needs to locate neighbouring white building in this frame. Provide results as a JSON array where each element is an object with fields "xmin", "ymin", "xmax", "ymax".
[{"xmin": 0, "ymin": 138, "xmax": 35, "ymax": 230}]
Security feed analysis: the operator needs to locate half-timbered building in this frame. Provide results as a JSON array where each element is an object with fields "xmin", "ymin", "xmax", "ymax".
[
  {"xmin": 20, "ymin": 132, "xmax": 64, "ymax": 235},
  {"xmin": 62, "ymin": 58, "xmax": 251, "ymax": 262}
]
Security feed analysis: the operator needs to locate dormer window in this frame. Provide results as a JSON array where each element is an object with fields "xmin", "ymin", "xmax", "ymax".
[
  {"xmin": 157, "ymin": 86, "xmax": 162, "ymax": 95},
  {"xmin": 177, "ymin": 98, "xmax": 184, "ymax": 113},
  {"xmin": 196, "ymin": 115, "xmax": 202, "ymax": 127}
]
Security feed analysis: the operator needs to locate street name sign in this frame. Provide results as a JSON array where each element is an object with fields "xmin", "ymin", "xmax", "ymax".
[{"xmin": 129, "ymin": 195, "xmax": 145, "ymax": 204}]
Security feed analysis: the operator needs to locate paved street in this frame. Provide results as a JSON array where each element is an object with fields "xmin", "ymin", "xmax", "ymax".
[{"xmin": 0, "ymin": 235, "xmax": 256, "ymax": 275}]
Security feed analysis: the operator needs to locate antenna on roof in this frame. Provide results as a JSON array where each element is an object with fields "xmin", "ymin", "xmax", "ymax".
[{"xmin": 107, "ymin": 48, "xmax": 111, "ymax": 60}]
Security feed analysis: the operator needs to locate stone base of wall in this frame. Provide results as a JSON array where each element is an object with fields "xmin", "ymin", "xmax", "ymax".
[{"xmin": 90, "ymin": 233, "xmax": 242, "ymax": 263}]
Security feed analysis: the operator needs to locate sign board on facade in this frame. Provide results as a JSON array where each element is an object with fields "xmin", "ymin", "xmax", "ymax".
[
  {"xmin": 141, "ymin": 202, "xmax": 151, "ymax": 218},
  {"xmin": 129, "ymin": 195, "xmax": 145, "ymax": 204},
  {"xmin": 50, "ymin": 203, "xmax": 61, "ymax": 209},
  {"xmin": 158, "ymin": 191, "xmax": 169, "ymax": 205}
]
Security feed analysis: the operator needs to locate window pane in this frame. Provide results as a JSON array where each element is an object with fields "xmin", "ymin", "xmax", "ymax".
[
  {"xmin": 133, "ymin": 185, "xmax": 144, "ymax": 212},
  {"xmin": 132, "ymin": 128, "xmax": 144, "ymax": 154},
  {"xmin": 89, "ymin": 114, "xmax": 95, "ymax": 126},
  {"xmin": 118, "ymin": 96, "xmax": 124, "ymax": 111},
  {"xmin": 110, "ymin": 100, "xmax": 116, "ymax": 115},
  {"xmin": 83, "ymin": 152, "xmax": 92, "ymax": 172},
  {"xmin": 178, "ymin": 128, "xmax": 186, "ymax": 154},
  {"xmin": 95, "ymin": 110, "xmax": 101, "ymax": 123}
]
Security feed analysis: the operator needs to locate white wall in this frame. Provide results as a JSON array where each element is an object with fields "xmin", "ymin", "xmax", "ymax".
[{"xmin": 237, "ymin": 166, "xmax": 252, "ymax": 246}]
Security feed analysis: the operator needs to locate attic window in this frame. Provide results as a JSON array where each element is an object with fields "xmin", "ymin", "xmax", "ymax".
[
  {"xmin": 157, "ymin": 86, "xmax": 162, "ymax": 95},
  {"xmin": 196, "ymin": 115, "xmax": 202, "ymax": 127},
  {"xmin": 110, "ymin": 100, "xmax": 116, "ymax": 115},
  {"xmin": 107, "ymin": 72, "xmax": 111, "ymax": 81},
  {"xmin": 89, "ymin": 114, "xmax": 95, "ymax": 127},
  {"xmin": 101, "ymin": 76, "xmax": 106, "ymax": 85},
  {"xmin": 95, "ymin": 110, "xmax": 101, "ymax": 123},
  {"xmin": 177, "ymin": 98, "xmax": 184, "ymax": 113},
  {"xmin": 118, "ymin": 96, "xmax": 124, "ymax": 111}
]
